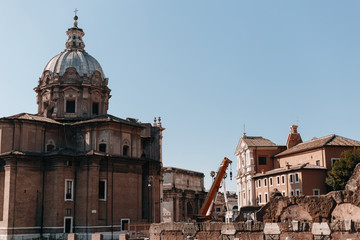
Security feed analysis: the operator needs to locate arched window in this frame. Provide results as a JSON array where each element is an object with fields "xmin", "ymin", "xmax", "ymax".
[
  {"xmin": 123, "ymin": 145, "xmax": 129, "ymax": 156},
  {"xmin": 46, "ymin": 139, "xmax": 56, "ymax": 152},
  {"xmin": 46, "ymin": 144, "xmax": 55, "ymax": 151},
  {"xmin": 187, "ymin": 202, "xmax": 193, "ymax": 216}
]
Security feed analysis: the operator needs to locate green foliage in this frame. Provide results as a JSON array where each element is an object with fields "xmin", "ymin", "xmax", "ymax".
[{"xmin": 325, "ymin": 148, "xmax": 360, "ymax": 191}]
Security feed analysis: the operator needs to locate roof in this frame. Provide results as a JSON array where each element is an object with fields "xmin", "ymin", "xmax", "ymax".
[
  {"xmin": 235, "ymin": 135, "xmax": 279, "ymax": 154},
  {"xmin": 163, "ymin": 166, "xmax": 204, "ymax": 176},
  {"xmin": 1, "ymin": 113, "xmax": 143, "ymax": 128},
  {"xmin": 3, "ymin": 113, "xmax": 62, "ymax": 125},
  {"xmin": 253, "ymin": 163, "xmax": 327, "ymax": 178},
  {"xmin": 275, "ymin": 134, "xmax": 360, "ymax": 157}
]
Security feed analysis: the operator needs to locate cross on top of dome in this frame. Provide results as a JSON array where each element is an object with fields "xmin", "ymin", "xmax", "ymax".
[{"xmin": 65, "ymin": 10, "xmax": 85, "ymax": 51}]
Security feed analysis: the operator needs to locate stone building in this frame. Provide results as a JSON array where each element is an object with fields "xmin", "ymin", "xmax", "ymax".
[
  {"xmin": 162, "ymin": 167, "xmax": 206, "ymax": 222},
  {"xmin": 0, "ymin": 16, "xmax": 164, "ymax": 239},
  {"xmin": 236, "ymin": 125, "xmax": 360, "ymax": 208}
]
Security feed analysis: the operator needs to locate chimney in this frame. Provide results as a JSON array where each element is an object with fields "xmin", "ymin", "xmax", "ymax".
[{"xmin": 286, "ymin": 125, "xmax": 303, "ymax": 149}]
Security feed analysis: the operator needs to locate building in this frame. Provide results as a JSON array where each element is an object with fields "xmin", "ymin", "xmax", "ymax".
[
  {"xmin": 235, "ymin": 134, "xmax": 285, "ymax": 207},
  {"xmin": 236, "ymin": 125, "xmax": 360, "ymax": 208},
  {"xmin": 162, "ymin": 167, "xmax": 206, "ymax": 222},
  {"xmin": 0, "ymin": 15, "xmax": 164, "ymax": 239}
]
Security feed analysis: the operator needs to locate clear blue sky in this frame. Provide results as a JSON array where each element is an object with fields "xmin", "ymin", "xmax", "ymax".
[{"xmin": 1, "ymin": 1, "xmax": 360, "ymax": 192}]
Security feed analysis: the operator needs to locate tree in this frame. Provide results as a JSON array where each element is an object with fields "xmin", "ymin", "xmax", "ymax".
[{"xmin": 326, "ymin": 148, "xmax": 360, "ymax": 191}]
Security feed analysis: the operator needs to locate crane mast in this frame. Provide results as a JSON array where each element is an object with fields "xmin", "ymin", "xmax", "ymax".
[{"xmin": 197, "ymin": 157, "xmax": 232, "ymax": 221}]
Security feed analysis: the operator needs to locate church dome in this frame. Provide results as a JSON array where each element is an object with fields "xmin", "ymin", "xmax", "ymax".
[
  {"xmin": 35, "ymin": 15, "xmax": 111, "ymax": 120},
  {"xmin": 42, "ymin": 15, "xmax": 105, "ymax": 79},
  {"xmin": 44, "ymin": 50, "xmax": 105, "ymax": 79}
]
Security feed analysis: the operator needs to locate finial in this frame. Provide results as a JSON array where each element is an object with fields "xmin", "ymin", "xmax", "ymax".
[
  {"xmin": 158, "ymin": 117, "xmax": 162, "ymax": 127},
  {"xmin": 73, "ymin": 8, "xmax": 79, "ymax": 27},
  {"xmin": 153, "ymin": 117, "xmax": 157, "ymax": 126}
]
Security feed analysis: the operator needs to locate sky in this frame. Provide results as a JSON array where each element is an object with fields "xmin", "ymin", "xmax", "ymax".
[{"xmin": 0, "ymin": 1, "xmax": 360, "ymax": 192}]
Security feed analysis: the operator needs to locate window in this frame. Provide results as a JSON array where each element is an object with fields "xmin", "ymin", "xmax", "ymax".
[
  {"xmin": 290, "ymin": 190, "xmax": 294, "ymax": 196},
  {"xmin": 276, "ymin": 176, "xmax": 280, "ymax": 185},
  {"xmin": 243, "ymin": 191, "xmax": 245, "ymax": 199},
  {"xmin": 269, "ymin": 177, "xmax": 273, "ymax": 186},
  {"xmin": 316, "ymin": 160, "xmax": 320, "ymax": 166},
  {"xmin": 264, "ymin": 178, "xmax": 267, "ymax": 187},
  {"xmin": 46, "ymin": 144, "xmax": 55, "ymax": 152},
  {"xmin": 65, "ymin": 209, "xmax": 72, "ymax": 216},
  {"xmin": 289, "ymin": 174, "xmax": 294, "ymax": 184},
  {"xmin": 281, "ymin": 175, "xmax": 285, "ymax": 185},
  {"xmin": 258, "ymin": 194, "xmax": 262, "ymax": 204},
  {"xmin": 216, "ymin": 207, "xmax": 221, "ymax": 212},
  {"xmin": 313, "ymin": 189, "xmax": 320, "ymax": 195},
  {"xmin": 331, "ymin": 158, "xmax": 339, "ymax": 166},
  {"xmin": 265, "ymin": 193, "xmax": 268, "ymax": 203},
  {"xmin": 64, "ymin": 217, "xmax": 72, "ymax": 233},
  {"xmin": 123, "ymin": 145, "xmax": 129, "ymax": 156},
  {"xmin": 92, "ymin": 102, "xmax": 99, "ymax": 115},
  {"xmin": 282, "ymin": 191, "xmax": 286, "ymax": 196},
  {"xmin": 65, "ymin": 180, "xmax": 73, "ymax": 201},
  {"xmin": 258, "ymin": 156, "xmax": 267, "ymax": 165},
  {"xmin": 66, "ymin": 100, "xmax": 75, "ymax": 113},
  {"xmin": 295, "ymin": 189, "xmax": 300, "ymax": 196},
  {"xmin": 99, "ymin": 179, "xmax": 107, "ymax": 201},
  {"xmin": 295, "ymin": 172, "xmax": 300, "ymax": 183},
  {"xmin": 258, "ymin": 179, "xmax": 261, "ymax": 188},
  {"xmin": 99, "ymin": 143, "xmax": 106, "ymax": 153},
  {"xmin": 121, "ymin": 218, "xmax": 130, "ymax": 232}
]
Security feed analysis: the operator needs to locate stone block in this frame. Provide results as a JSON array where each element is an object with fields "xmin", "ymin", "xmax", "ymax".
[
  {"xmin": 67, "ymin": 233, "xmax": 76, "ymax": 240},
  {"xmin": 91, "ymin": 233, "xmax": 103, "ymax": 240},
  {"xmin": 344, "ymin": 219, "xmax": 353, "ymax": 232},
  {"xmin": 263, "ymin": 223, "xmax": 280, "ymax": 235},
  {"xmin": 311, "ymin": 222, "xmax": 331, "ymax": 236},
  {"xmin": 182, "ymin": 223, "xmax": 197, "ymax": 237},
  {"xmin": 221, "ymin": 223, "xmax": 236, "ymax": 235},
  {"xmin": 246, "ymin": 220, "xmax": 253, "ymax": 231},
  {"xmin": 292, "ymin": 220, "xmax": 299, "ymax": 232},
  {"xmin": 119, "ymin": 233, "xmax": 129, "ymax": 240}
]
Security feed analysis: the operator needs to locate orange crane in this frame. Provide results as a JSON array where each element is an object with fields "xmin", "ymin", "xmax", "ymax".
[{"xmin": 195, "ymin": 157, "xmax": 232, "ymax": 221}]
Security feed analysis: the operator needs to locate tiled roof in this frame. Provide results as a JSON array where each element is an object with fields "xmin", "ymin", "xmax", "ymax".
[
  {"xmin": 3, "ymin": 113, "xmax": 62, "ymax": 125},
  {"xmin": 253, "ymin": 163, "xmax": 327, "ymax": 178},
  {"xmin": 235, "ymin": 136, "xmax": 279, "ymax": 154},
  {"xmin": 242, "ymin": 136, "xmax": 277, "ymax": 147},
  {"xmin": 1, "ymin": 113, "xmax": 143, "ymax": 127},
  {"xmin": 275, "ymin": 134, "xmax": 360, "ymax": 157}
]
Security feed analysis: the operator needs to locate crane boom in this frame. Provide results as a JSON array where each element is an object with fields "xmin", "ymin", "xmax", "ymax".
[{"xmin": 198, "ymin": 157, "xmax": 232, "ymax": 219}]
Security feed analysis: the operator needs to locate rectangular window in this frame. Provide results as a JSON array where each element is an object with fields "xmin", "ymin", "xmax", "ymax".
[
  {"xmin": 281, "ymin": 175, "xmax": 285, "ymax": 185},
  {"xmin": 258, "ymin": 179, "xmax": 261, "ymax": 188},
  {"xmin": 316, "ymin": 160, "xmax": 320, "ymax": 166},
  {"xmin": 66, "ymin": 100, "xmax": 75, "ymax": 113},
  {"xmin": 313, "ymin": 189, "xmax": 320, "ymax": 195},
  {"xmin": 295, "ymin": 189, "xmax": 300, "ymax": 196},
  {"xmin": 99, "ymin": 179, "xmax": 107, "ymax": 201},
  {"xmin": 65, "ymin": 179, "xmax": 73, "ymax": 201},
  {"xmin": 258, "ymin": 156, "xmax": 267, "ymax": 165},
  {"xmin": 289, "ymin": 174, "xmax": 294, "ymax": 184},
  {"xmin": 99, "ymin": 143, "xmax": 106, "ymax": 153},
  {"xmin": 258, "ymin": 194, "xmax": 262, "ymax": 204},
  {"xmin": 282, "ymin": 191, "xmax": 286, "ymax": 196},
  {"xmin": 276, "ymin": 176, "xmax": 280, "ymax": 185},
  {"xmin": 331, "ymin": 158, "xmax": 339, "ymax": 166},
  {"xmin": 295, "ymin": 172, "xmax": 299, "ymax": 183},
  {"xmin": 290, "ymin": 190, "xmax": 294, "ymax": 196},
  {"xmin": 243, "ymin": 191, "xmax": 245, "ymax": 199},
  {"xmin": 92, "ymin": 102, "xmax": 99, "ymax": 115},
  {"xmin": 269, "ymin": 177, "xmax": 273, "ymax": 186},
  {"xmin": 265, "ymin": 193, "xmax": 268, "ymax": 203},
  {"xmin": 264, "ymin": 178, "xmax": 267, "ymax": 187}
]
